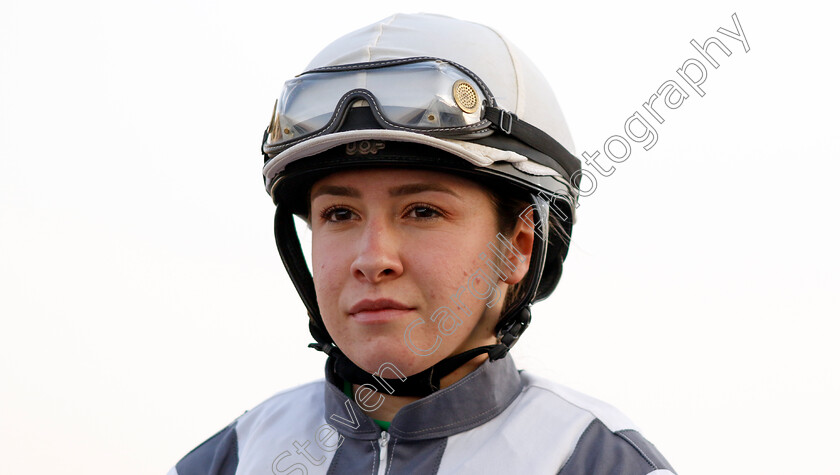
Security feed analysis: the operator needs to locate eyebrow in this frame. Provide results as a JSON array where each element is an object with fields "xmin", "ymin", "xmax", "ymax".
[
  {"xmin": 388, "ymin": 183, "xmax": 461, "ymax": 198},
  {"xmin": 310, "ymin": 185, "xmax": 360, "ymax": 200},
  {"xmin": 310, "ymin": 183, "xmax": 461, "ymax": 200}
]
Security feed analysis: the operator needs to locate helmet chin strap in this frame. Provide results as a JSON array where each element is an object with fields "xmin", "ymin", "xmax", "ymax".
[
  {"xmin": 275, "ymin": 189, "xmax": 550, "ymax": 398},
  {"xmin": 310, "ymin": 305, "xmax": 534, "ymax": 398},
  {"xmin": 321, "ymin": 342, "xmax": 500, "ymax": 397}
]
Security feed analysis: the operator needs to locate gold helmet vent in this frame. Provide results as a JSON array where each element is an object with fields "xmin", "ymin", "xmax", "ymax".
[{"xmin": 452, "ymin": 80, "xmax": 479, "ymax": 114}]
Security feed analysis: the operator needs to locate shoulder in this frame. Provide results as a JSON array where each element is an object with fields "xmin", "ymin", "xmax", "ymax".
[
  {"xmin": 518, "ymin": 371, "xmax": 639, "ymax": 432},
  {"xmin": 169, "ymin": 379, "xmax": 327, "ymax": 475},
  {"xmin": 517, "ymin": 371, "xmax": 676, "ymax": 475}
]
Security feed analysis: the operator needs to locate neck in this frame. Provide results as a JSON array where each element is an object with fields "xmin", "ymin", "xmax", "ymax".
[{"xmin": 352, "ymin": 353, "xmax": 490, "ymax": 423}]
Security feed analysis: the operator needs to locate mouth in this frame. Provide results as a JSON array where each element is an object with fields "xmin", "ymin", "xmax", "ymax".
[{"xmin": 348, "ymin": 298, "xmax": 415, "ymax": 324}]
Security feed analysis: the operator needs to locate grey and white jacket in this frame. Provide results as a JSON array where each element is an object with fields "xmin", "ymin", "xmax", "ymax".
[{"xmin": 169, "ymin": 356, "xmax": 675, "ymax": 474}]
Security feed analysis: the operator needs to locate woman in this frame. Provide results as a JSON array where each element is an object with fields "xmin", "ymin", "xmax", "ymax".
[{"xmin": 170, "ymin": 13, "xmax": 675, "ymax": 475}]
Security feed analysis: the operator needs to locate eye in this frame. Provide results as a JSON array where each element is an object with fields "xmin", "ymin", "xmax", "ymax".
[
  {"xmin": 405, "ymin": 203, "xmax": 443, "ymax": 219},
  {"xmin": 321, "ymin": 206, "xmax": 358, "ymax": 222}
]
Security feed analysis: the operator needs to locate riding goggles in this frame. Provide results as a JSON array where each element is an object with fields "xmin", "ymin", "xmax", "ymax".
[
  {"xmin": 261, "ymin": 57, "xmax": 499, "ymax": 155},
  {"xmin": 261, "ymin": 57, "xmax": 581, "ymax": 182}
]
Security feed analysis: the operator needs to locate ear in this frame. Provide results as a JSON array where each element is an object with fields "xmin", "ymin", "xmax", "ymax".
[{"xmin": 502, "ymin": 206, "xmax": 535, "ymax": 286}]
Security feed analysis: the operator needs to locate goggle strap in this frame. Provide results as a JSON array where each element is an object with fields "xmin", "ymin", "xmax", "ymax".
[
  {"xmin": 262, "ymin": 127, "xmax": 271, "ymax": 163},
  {"xmin": 303, "ymin": 56, "xmax": 439, "ymax": 74},
  {"xmin": 485, "ymin": 106, "xmax": 582, "ymax": 180}
]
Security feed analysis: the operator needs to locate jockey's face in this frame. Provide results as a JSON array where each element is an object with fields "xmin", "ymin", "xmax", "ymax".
[{"xmin": 309, "ymin": 168, "xmax": 533, "ymax": 377}]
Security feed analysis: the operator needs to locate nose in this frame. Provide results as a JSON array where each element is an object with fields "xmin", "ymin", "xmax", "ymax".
[{"xmin": 350, "ymin": 218, "xmax": 404, "ymax": 284}]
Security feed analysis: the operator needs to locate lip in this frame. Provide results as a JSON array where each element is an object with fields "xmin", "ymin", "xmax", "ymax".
[{"xmin": 348, "ymin": 298, "xmax": 414, "ymax": 324}]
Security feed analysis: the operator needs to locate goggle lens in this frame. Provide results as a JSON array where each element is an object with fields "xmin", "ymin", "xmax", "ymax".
[{"xmin": 266, "ymin": 61, "xmax": 488, "ymax": 146}]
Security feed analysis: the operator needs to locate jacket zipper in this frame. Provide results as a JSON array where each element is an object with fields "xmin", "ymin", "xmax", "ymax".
[{"xmin": 377, "ymin": 431, "xmax": 390, "ymax": 475}]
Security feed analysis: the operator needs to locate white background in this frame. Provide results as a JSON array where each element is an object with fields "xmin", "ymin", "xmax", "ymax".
[{"xmin": 2, "ymin": 1, "xmax": 838, "ymax": 474}]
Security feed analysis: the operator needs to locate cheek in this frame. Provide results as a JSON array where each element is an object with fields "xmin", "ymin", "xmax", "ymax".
[
  {"xmin": 311, "ymin": 240, "xmax": 332, "ymax": 280},
  {"xmin": 409, "ymin": 231, "xmax": 499, "ymax": 316},
  {"xmin": 311, "ymin": 225, "xmax": 352, "ymax": 271},
  {"xmin": 407, "ymin": 237, "xmax": 461, "ymax": 284},
  {"xmin": 311, "ymin": 235, "xmax": 347, "ymax": 310}
]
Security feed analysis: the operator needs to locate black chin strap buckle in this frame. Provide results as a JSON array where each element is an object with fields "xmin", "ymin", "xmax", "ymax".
[
  {"xmin": 492, "ymin": 307, "xmax": 532, "ymax": 360},
  {"xmin": 308, "ymin": 341, "xmax": 336, "ymax": 356},
  {"xmin": 487, "ymin": 345, "xmax": 509, "ymax": 360}
]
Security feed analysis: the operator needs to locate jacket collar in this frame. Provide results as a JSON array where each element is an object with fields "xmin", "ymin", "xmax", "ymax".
[{"xmin": 324, "ymin": 355, "xmax": 523, "ymax": 441}]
